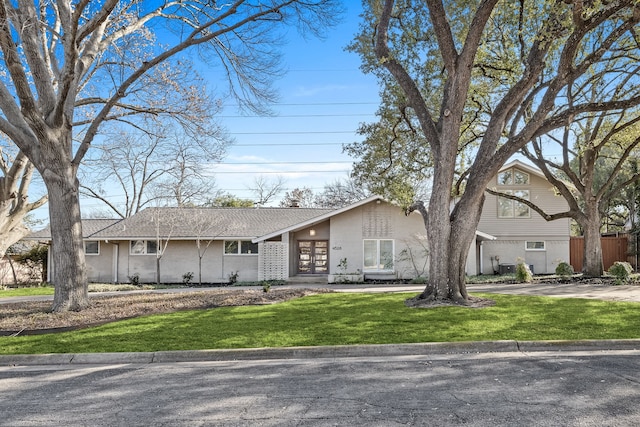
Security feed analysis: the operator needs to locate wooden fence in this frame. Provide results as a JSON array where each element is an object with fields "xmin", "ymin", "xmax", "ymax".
[{"xmin": 570, "ymin": 234, "xmax": 637, "ymax": 272}]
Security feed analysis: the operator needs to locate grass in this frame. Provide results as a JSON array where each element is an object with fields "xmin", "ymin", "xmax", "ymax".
[
  {"xmin": 2, "ymin": 292, "xmax": 640, "ymax": 355},
  {"xmin": 0, "ymin": 283, "xmax": 185, "ymax": 298},
  {"xmin": 0, "ymin": 286, "xmax": 54, "ymax": 297}
]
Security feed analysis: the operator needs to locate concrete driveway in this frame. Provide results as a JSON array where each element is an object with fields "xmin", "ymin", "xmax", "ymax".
[
  {"xmin": 321, "ymin": 281, "xmax": 640, "ymax": 302},
  {"xmin": 3, "ymin": 281, "xmax": 640, "ymax": 304}
]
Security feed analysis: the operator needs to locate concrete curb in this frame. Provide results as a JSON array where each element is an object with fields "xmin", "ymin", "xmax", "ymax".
[{"xmin": 2, "ymin": 339, "xmax": 640, "ymax": 366}]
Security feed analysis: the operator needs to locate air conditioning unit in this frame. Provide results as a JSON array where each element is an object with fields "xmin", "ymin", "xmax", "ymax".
[{"xmin": 499, "ymin": 263, "xmax": 534, "ymax": 275}]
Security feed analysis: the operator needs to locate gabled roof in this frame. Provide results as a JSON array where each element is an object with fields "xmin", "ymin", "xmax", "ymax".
[
  {"xmin": 253, "ymin": 195, "xmax": 403, "ymax": 243},
  {"xmin": 500, "ymin": 159, "xmax": 546, "ymax": 180},
  {"xmin": 28, "ymin": 219, "xmax": 122, "ymax": 240},
  {"xmin": 92, "ymin": 207, "xmax": 332, "ymax": 240}
]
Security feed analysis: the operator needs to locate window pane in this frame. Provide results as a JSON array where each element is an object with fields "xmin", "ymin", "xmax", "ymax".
[
  {"xmin": 85, "ymin": 241, "xmax": 99, "ymax": 255},
  {"xmin": 514, "ymin": 170, "xmax": 529, "ymax": 184},
  {"xmin": 497, "ymin": 171, "xmax": 512, "ymax": 185},
  {"xmin": 224, "ymin": 241, "xmax": 238, "ymax": 254},
  {"xmin": 526, "ymin": 241, "xmax": 545, "ymax": 250},
  {"xmin": 146, "ymin": 240, "xmax": 158, "ymax": 254},
  {"xmin": 131, "ymin": 240, "xmax": 145, "ymax": 254},
  {"xmin": 498, "ymin": 197, "xmax": 513, "ymax": 218},
  {"xmin": 514, "ymin": 190, "xmax": 530, "ymax": 217},
  {"xmin": 363, "ymin": 240, "xmax": 377, "ymax": 269},
  {"xmin": 241, "ymin": 241, "xmax": 258, "ymax": 254},
  {"xmin": 380, "ymin": 240, "xmax": 394, "ymax": 270}
]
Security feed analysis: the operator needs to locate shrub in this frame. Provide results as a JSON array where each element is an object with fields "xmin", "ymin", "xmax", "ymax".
[
  {"xmin": 182, "ymin": 272, "xmax": 194, "ymax": 285},
  {"xmin": 262, "ymin": 282, "xmax": 271, "ymax": 293},
  {"xmin": 128, "ymin": 273, "xmax": 140, "ymax": 286},
  {"xmin": 409, "ymin": 276, "xmax": 427, "ymax": 284},
  {"xmin": 608, "ymin": 262, "xmax": 633, "ymax": 285},
  {"xmin": 515, "ymin": 260, "xmax": 533, "ymax": 283},
  {"xmin": 228, "ymin": 271, "xmax": 239, "ymax": 286},
  {"xmin": 555, "ymin": 262, "xmax": 574, "ymax": 280}
]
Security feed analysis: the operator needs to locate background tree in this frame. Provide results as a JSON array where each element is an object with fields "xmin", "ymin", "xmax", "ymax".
[
  {"xmin": 185, "ymin": 209, "xmax": 228, "ymax": 285},
  {"xmin": 80, "ymin": 118, "xmax": 229, "ymax": 218},
  {"xmin": 0, "ymin": 141, "xmax": 47, "ymax": 258},
  {"xmin": 355, "ymin": 0, "xmax": 640, "ymax": 304},
  {"xmin": 0, "ymin": 0, "xmax": 340, "ymax": 311},
  {"xmin": 514, "ymin": 107, "xmax": 640, "ymax": 276},
  {"xmin": 205, "ymin": 193, "xmax": 255, "ymax": 208},
  {"xmin": 314, "ymin": 178, "xmax": 371, "ymax": 208},
  {"xmin": 249, "ymin": 175, "xmax": 286, "ymax": 206},
  {"xmin": 279, "ymin": 187, "xmax": 316, "ymax": 207},
  {"xmin": 344, "ymin": 88, "xmax": 434, "ymax": 206}
]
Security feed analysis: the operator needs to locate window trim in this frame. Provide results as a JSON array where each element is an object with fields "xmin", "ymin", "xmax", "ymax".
[
  {"xmin": 497, "ymin": 189, "xmax": 531, "ymax": 219},
  {"xmin": 525, "ymin": 241, "xmax": 546, "ymax": 251},
  {"xmin": 224, "ymin": 240, "xmax": 259, "ymax": 255},
  {"xmin": 363, "ymin": 239, "xmax": 395, "ymax": 272},
  {"xmin": 84, "ymin": 241, "xmax": 100, "ymax": 256},
  {"xmin": 130, "ymin": 240, "xmax": 158, "ymax": 255},
  {"xmin": 497, "ymin": 168, "xmax": 530, "ymax": 186}
]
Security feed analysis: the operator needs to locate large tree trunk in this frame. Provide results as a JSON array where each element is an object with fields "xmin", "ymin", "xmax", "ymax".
[
  {"xmin": 44, "ymin": 165, "xmax": 89, "ymax": 312},
  {"xmin": 581, "ymin": 213, "xmax": 604, "ymax": 277},
  {"xmin": 409, "ymin": 153, "xmax": 485, "ymax": 305}
]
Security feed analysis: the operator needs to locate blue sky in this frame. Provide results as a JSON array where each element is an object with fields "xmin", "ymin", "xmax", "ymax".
[
  {"xmin": 195, "ymin": 2, "xmax": 380, "ymax": 204},
  {"xmin": 30, "ymin": 3, "xmax": 379, "ymax": 222}
]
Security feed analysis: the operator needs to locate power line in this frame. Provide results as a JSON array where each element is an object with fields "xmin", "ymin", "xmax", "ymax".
[
  {"xmin": 217, "ymin": 161, "xmax": 352, "ymax": 165},
  {"xmin": 225, "ymin": 101, "xmax": 378, "ymax": 107},
  {"xmin": 233, "ymin": 142, "xmax": 345, "ymax": 147},
  {"xmin": 230, "ymin": 131, "xmax": 356, "ymax": 135},
  {"xmin": 220, "ymin": 113, "xmax": 373, "ymax": 118},
  {"xmin": 210, "ymin": 169, "xmax": 351, "ymax": 175}
]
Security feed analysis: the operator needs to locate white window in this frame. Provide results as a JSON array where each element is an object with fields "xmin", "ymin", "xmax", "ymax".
[
  {"xmin": 526, "ymin": 241, "xmax": 546, "ymax": 251},
  {"xmin": 363, "ymin": 239, "xmax": 394, "ymax": 271},
  {"xmin": 85, "ymin": 241, "xmax": 99, "ymax": 255},
  {"xmin": 224, "ymin": 240, "xmax": 258, "ymax": 255},
  {"xmin": 130, "ymin": 240, "xmax": 157, "ymax": 255},
  {"xmin": 498, "ymin": 190, "xmax": 530, "ymax": 218},
  {"xmin": 497, "ymin": 168, "xmax": 530, "ymax": 185}
]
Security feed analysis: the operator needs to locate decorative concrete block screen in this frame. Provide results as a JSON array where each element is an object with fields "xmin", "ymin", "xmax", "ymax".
[{"xmin": 259, "ymin": 242, "xmax": 288, "ymax": 281}]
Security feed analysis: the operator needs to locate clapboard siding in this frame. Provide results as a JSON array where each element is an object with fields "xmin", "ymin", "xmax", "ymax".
[{"xmin": 477, "ymin": 167, "xmax": 570, "ymax": 238}]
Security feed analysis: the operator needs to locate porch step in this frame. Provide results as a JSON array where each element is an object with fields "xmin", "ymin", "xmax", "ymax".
[{"xmin": 290, "ymin": 275, "xmax": 328, "ymax": 284}]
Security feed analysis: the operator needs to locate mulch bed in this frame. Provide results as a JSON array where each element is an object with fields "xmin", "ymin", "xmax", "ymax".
[{"xmin": 0, "ymin": 288, "xmax": 331, "ymax": 336}]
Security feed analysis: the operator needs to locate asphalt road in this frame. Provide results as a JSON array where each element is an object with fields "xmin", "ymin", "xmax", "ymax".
[
  {"xmin": 3, "ymin": 282, "xmax": 640, "ymax": 426},
  {"xmin": 2, "ymin": 349, "xmax": 640, "ymax": 426}
]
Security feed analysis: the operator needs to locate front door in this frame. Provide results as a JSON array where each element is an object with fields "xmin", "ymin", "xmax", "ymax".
[{"xmin": 298, "ymin": 241, "xmax": 328, "ymax": 274}]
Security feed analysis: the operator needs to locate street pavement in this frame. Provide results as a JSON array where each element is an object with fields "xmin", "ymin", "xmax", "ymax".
[
  {"xmin": 2, "ymin": 348, "xmax": 640, "ymax": 426},
  {"xmin": 3, "ymin": 282, "xmax": 640, "ymax": 425}
]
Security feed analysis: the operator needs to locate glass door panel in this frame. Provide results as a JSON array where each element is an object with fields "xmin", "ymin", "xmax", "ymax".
[{"xmin": 297, "ymin": 241, "xmax": 328, "ymax": 274}]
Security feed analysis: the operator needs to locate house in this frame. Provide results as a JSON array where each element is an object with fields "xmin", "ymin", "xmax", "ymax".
[
  {"xmin": 30, "ymin": 162, "xmax": 569, "ymax": 284},
  {"xmin": 30, "ymin": 197, "xmax": 429, "ymax": 284},
  {"xmin": 471, "ymin": 160, "xmax": 571, "ymax": 275}
]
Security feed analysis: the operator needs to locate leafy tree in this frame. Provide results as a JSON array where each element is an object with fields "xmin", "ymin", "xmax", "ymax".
[
  {"xmin": 344, "ymin": 87, "xmax": 434, "ymax": 206},
  {"xmin": 206, "ymin": 193, "xmax": 255, "ymax": 208},
  {"xmin": 354, "ymin": 0, "xmax": 640, "ymax": 304},
  {"xmin": 0, "ymin": 0, "xmax": 341, "ymax": 311},
  {"xmin": 508, "ymin": 108, "xmax": 640, "ymax": 276}
]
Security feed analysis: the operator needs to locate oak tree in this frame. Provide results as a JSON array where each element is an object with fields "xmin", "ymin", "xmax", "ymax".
[{"xmin": 355, "ymin": 0, "xmax": 640, "ymax": 304}]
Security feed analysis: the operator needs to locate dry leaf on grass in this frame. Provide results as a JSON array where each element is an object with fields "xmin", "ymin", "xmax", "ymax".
[{"xmin": 0, "ymin": 288, "xmax": 331, "ymax": 334}]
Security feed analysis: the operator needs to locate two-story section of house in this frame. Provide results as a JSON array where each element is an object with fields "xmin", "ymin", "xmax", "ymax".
[{"xmin": 474, "ymin": 160, "xmax": 571, "ymax": 275}]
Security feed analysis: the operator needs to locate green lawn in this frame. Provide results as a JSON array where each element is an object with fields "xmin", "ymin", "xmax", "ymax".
[
  {"xmin": 2, "ymin": 292, "xmax": 640, "ymax": 355},
  {"xmin": 0, "ymin": 286, "xmax": 55, "ymax": 297}
]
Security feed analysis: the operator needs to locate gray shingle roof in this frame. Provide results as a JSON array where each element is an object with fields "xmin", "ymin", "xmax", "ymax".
[
  {"xmin": 28, "ymin": 219, "xmax": 122, "ymax": 240},
  {"xmin": 91, "ymin": 207, "xmax": 333, "ymax": 239}
]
